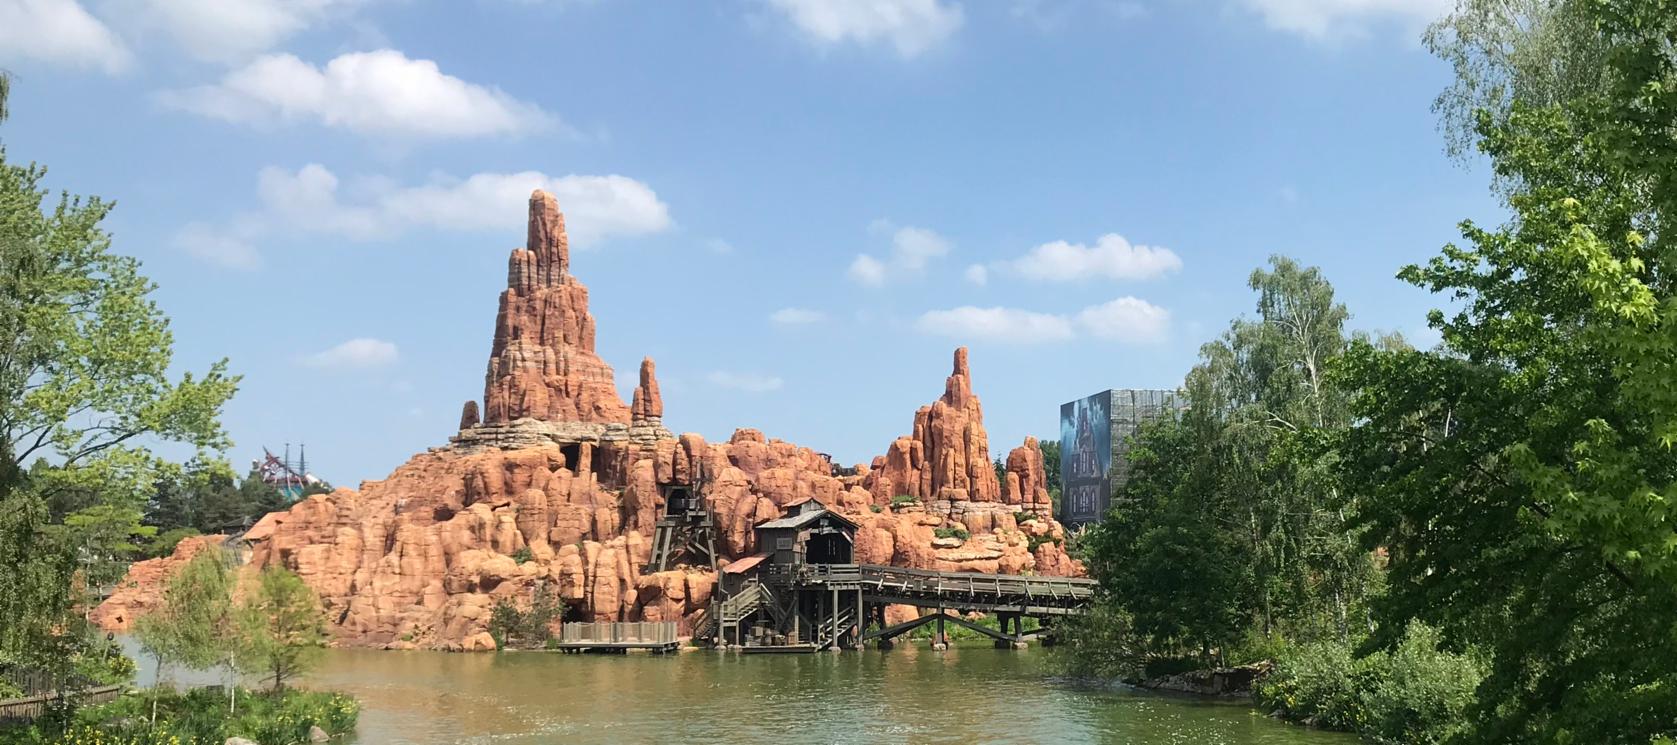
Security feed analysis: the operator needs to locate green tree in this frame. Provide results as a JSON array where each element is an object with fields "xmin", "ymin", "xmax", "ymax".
[
  {"xmin": 236, "ymin": 566, "xmax": 326, "ymax": 691},
  {"xmin": 1078, "ymin": 255, "xmax": 1376, "ymax": 672},
  {"xmin": 1037, "ymin": 439, "xmax": 1061, "ymax": 509},
  {"xmin": 1426, "ymin": 0, "xmax": 1611, "ymax": 165},
  {"xmin": 0, "ymin": 496, "xmax": 79, "ymax": 677},
  {"xmin": 0, "ymin": 77, "xmax": 234, "ymax": 695},
  {"xmin": 63, "ymin": 502, "xmax": 155, "ymax": 596},
  {"xmin": 136, "ymin": 548, "xmax": 237, "ymax": 719},
  {"xmin": 1087, "ymin": 418, "xmax": 1251, "ymax": 662},
  {"xmin": 1340, "ymin": 0, "xmax": 1677, "ymax": 738}
]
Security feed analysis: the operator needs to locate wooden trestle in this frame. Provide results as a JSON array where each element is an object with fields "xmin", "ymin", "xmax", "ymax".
[{"xmin": 709, "ymin": 563, "xmax": 1097, "ymax": 652}]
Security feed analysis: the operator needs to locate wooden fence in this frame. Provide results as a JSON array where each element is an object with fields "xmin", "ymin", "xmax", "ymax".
[
  {"xmin": 559, "ymin": 621, "xmax": 677, "ymax": 645},
  {"xmin": 0, "ymin": 685, "xmax": 125, "ymax": 722}
]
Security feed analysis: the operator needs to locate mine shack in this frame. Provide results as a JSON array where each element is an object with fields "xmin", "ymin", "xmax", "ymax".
[{"xmin": 754, "ymin": 498, "xmax": 856, "ymax": 571}]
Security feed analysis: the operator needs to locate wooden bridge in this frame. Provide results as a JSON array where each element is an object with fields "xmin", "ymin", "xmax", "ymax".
[
  {"xmin": 709, "ymin": 561, "xmax": 1097, "ymax": 652},
  {"xmin": 658, "ymin": 496, "xmax": 1097, "ymax": 653}
]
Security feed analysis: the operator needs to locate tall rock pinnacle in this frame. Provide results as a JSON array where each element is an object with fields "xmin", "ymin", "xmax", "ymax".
[
  {"xmin": 631, "ymin": 357, "xmax": 663, "ymax": 421},
  {"xmin": 481, "ymin": 190, "xmax": 631, "ymax": 425},
  {"xmin": 864, "ymin": 347, "xmax": 1002, "ymax": 503}
]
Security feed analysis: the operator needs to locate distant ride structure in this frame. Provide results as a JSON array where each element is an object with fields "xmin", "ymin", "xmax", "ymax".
[{"xmin": 254, "ymin": 443, "xmax": 322, "ymax": 502}]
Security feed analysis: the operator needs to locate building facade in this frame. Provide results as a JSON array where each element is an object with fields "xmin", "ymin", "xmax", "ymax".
[{"xmin": 1058, "ymin": 388, "xmax": 1186, "ymax": 528}]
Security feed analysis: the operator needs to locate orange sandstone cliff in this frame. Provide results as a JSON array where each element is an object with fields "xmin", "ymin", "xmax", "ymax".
[{"xmin": 96, "ymin": 190, "xmax": 1083, "ymax": 650}]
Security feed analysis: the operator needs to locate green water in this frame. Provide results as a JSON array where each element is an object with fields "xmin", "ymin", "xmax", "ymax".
[{"xmin": 285, "ymin": 645, "xmax": 1354, "ymax": 744}]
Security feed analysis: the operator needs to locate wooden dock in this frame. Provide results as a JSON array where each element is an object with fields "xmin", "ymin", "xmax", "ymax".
[{"xmin": 554, "ymin": 621, "xmax": 682, "ymax": 654}]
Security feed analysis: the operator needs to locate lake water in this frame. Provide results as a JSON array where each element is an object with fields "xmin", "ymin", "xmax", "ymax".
[{"xmin": 263, "ymin": 644, "xmax": 1354, "ymax": 744}]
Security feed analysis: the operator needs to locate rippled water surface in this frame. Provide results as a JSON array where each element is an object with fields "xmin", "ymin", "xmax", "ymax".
[{"xmin": 286, "ymin": 645, "xmax": 1354, "ymax": 744}]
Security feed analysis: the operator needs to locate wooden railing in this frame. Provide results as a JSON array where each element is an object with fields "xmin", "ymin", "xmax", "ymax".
[
  {"xmin": 559, "ymin": 621, "xmax": 677, "ymax": 645},
  {"xmin": 791, "ymin": 563, "xmax": 1097, "ymax": 609},
  {"xmin": 0, "ymin": 685, "xmax": 124, "ymax": 722}
]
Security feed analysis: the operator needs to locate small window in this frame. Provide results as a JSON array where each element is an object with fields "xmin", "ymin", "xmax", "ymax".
[{"xmin": 776, "ymin": 537, "xmax": 794, "ymax": 550}]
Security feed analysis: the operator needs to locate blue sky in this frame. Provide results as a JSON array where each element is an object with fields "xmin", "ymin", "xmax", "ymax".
[{"xmin": 0, "ymin": 0, "xmax": 1500, "ymax": 485}]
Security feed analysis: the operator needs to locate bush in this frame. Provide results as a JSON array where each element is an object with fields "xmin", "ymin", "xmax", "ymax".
[
  {"xmin": 890, "ymin": 495, "xmax": 919, "ymax": 509},
  {"xmin": 1226, "ymin": 627, "xmax": 1294, "ymax": 667},
  {"xmin": 147, "ymin": 527, "xmax": 202, "ymax": 559},
  {"xmin": 1025, "ymin": 534, "xmax": 1060, "ymax": 553},
  {"xmin": 933, "ymin": 526, "xmax": 969, "ymax": 541},
  {"xmin": 1362, "ymin": 622, "xmax": 1483, "ymax": 744},
  {"xmin": 488, "ymin": 583, "xmax": 564, "ymax": 649},
  {"xmin": 511, "ymin": 546, "xmax": 534, "ymax": 564},
  {"xmin": 1255, "ymin": 622, "xmax": 1483, "ymax": 743},
  {"xmin": 1255, "ymin": 640, "xmax": 1373, "ymax": 731},
  {"xmin": 869, "ymin": 504, "xmax": 882, "ymax": 513},
  {"xmin": 1013, "ymin": 511, "xmax": 1037, "ymax": 524},
  {"xmin": 1051, "ymin": 603, "xmax": 1142, "ymax": 679},
  {"xmin": 9, "ymin": 686, "xmax": 359, "ymax": 745}
]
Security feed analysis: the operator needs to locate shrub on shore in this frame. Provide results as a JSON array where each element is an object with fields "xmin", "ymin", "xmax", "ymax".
[
  {"xmin": 7, "ymin": 686, "xmax": 358, "ymax": 745},
  {"xmin": 1255, "ymin": 621, "xmax": 1483, "ymax": 744}
]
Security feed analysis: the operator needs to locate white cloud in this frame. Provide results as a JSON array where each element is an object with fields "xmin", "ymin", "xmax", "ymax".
[
  {"xmin": 173, "ymin": 222, "xmax": 262, "ymax": 270},
  {"xmin": 1237, "ymin": 0, "xmax": 1450, "ymax": 40},
  {"xmin": 706, "ymin": 238, "xmax": 736, "ymax": 254},
  {"xmin": 1075, "ymin": 296, "xmax": 1170, "ymax": 342},
  {"xmin": 1008, "ymin": 233, "xmax": 1181, "ymax": 282},
  {"xmin": 263, "ymin": 164, "xmax": 668, "ymax": 243},
  {"xmin": 764, "ymin": 0, "xmax": 963, "ymax": 57},
  {"xmin": 160, "ymin": 50, "xmax": 556, "ymax": 138},
  {"xmin": 0, "ymin": 0, "xmax": 131, "ymax": 72},
  {"xmin": 384, "ymin": 171, "xmax": 670, "ymax": 245},
  {"xmin": 916, "ymin": 296, "xmax": 1169, "ymax": 344},
  {"xmin": 916, "ymin": 306, "xmax": 1076, "ymax": 344},
  {"xmin": 303, "ymin": 337, "xmax": 398, "ymax": 369},
  {"xmin": 963, "ymin": 264, "xmax": 988, "ymax": 286},
  {"xmin": 848, "ymin": 254, "xmax": 887, "ymax": 286},
  {"xmin": 707, "ymin": 371, "xmax": 785, "ymax": 393},
  {"xmin": 181, "ymin": 164, "xmax": 669, "ymax": 268},
  {"xmin": 890, "ymin": 225, "xmax": 950, "ymax": 269},
  {"xmin": 847, "ymin": 221, "xmax": 951, "ymax": 286},
  {"xmin": 770, "ymin": 307, "xmax": 826, "ymax": 325},
  {"xmin": 121, "ymin": 0, "xmax": 360, "ymax": 61}
]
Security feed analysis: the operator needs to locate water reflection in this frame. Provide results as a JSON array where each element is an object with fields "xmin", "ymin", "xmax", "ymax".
[{"xmin": 282, "ymin": 644, "xmax": 1353, "ymax": 745}]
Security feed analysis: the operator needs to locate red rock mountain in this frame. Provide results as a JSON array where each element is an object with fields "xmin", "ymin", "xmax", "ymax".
[{"xmin": 97, "ymin": 190, "xmax": 1083, "ymax": 650}]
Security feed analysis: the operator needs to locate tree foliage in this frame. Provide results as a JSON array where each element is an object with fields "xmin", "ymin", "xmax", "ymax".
[
  {"xmin": 0, "ymin": 103, "xmax": 238, "ymax": 687},
  {"xmin": 1081, "ymin": 256, "xmax": 1376, "ymax": 666},
  {"xmin": 137, "ymin": 549, "xmax": 235, "ymax": 678},
  {"xmin": 1427, "ymin": 0, "xmax": 1612, "ymax": 165},
  {"xmin": 0, "ymin": 154, "xmax": 238, "ymax": 497},
  {"xmin": 236, "ymin": 566, "xmax": 326, "ymax": 691},
  {"xmin": 1339, "ymin": 0, "xmax": 1677, "ymax": 739}
]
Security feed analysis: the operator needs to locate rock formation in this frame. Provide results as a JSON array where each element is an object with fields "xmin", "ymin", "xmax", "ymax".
[
  {"xmin": 863, "ymin": 347, "xmax": 1002, "ymax": 504},
  {"xmin": 91, "ymin": 534, "xmax": 229, "ymax": 631},
  {"xmin": 481, "ymin": 190, "xmax": 631, "ymax": 426},
  {"xmin": 1002, "ymin": 436, "xmax": 1053, "ymax": 512},
  {"xmin": 96, "ymin": 189, "xmax": 1083, "ymax": 651}
]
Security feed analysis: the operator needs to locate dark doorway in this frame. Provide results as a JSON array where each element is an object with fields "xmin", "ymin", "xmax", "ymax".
[{"xmin": 806, "ymin": 531, "xmax": 851, "ymax": 564}]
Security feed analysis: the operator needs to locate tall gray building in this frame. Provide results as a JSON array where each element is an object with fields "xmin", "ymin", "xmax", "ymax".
[{"xmin": 1058, "ymin": 388, "xmax": 1186, "ymax": 528}]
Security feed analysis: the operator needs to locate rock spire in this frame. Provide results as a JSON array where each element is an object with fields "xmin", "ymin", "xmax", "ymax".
[
  {"xmin": 864, "ymin": 347, "xmax": 1002, "ymax": 503},
  {"xmin": 481, "ymin": 190, "xmax": 632, "ymax": 425}
]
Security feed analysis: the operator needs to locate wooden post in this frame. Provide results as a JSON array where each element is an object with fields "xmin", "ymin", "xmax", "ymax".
[{"xmin": 932, "ymin": 606, "xmax": 948, "ymax": 651}]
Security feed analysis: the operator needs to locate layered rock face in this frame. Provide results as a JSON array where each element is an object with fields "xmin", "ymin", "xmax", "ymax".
[
  {"xmin": 96, "ymin": 189, "xmax": 1083, "ymax": 651},
  {"xmin": 482, "ymin": 191, "xmax": 631, "ymax": 426},
  {"xmin": 91, "ymin": 534, "xmax": 230, "ymax": 631},
  {"xmin": 863, "ymin": 348, "xmax": 1002, "ymax": 504}
]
